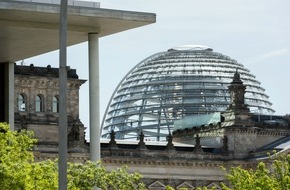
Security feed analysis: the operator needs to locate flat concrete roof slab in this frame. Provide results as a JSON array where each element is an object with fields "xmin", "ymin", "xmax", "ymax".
[{"xmin": 0, "ymin": 0, "xmax": 156, "ymax": 62}]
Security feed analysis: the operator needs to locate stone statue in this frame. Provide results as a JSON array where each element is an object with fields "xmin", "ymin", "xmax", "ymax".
[
  {"xmin": 194, "ymin": 134, "xmax": 203, "ymax": 153},
  {"xmin": 137, "ymin": 130, "xmax": 147, "ymax": 150},
  {"xmin": 222, "ymin": 135, "xmax": 229, "ymax": 155},
  {"xmin": 196, "ymin": 134, "xmax": 201, "ymax": 147},
  {"xmin": 20, "ymin": 115, "xmax": 28, "ymax": 130},
  {"xmin": 109, "ymin": 130, "xmax": 118, "ymax": 149},
  {"xmin": 69, "ymin": 120, "xmax": 80, "ymax": 141},
  {"xmin": 110, "ymin": 130, "xmax": 116, "ymax": 141},
  {"xmin": 139, "ymin": 130, "xmax": 145, "ymax": 142},
  {"xmin": 166, "ymin": 133, "xmax": 175, "ymax": 151}
]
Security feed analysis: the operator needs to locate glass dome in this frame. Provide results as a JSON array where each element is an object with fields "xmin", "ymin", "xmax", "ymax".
[{"xmin": 101, "ymin": 46, "xmax": 275, "ymax": 141}]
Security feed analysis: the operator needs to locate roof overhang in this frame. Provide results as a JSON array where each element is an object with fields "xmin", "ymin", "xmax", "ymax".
[{"xmin": 0, "ymin": 0, "xmax": 156, "ymax": 63}]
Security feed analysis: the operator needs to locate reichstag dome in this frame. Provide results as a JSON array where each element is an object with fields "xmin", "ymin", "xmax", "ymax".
[{"xmin": 101, "ymin": 45, "xmax": 275, "ymax": 141}]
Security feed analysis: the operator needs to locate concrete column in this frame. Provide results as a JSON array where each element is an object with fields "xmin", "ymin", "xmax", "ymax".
[
  {"xmin": 5, "ymin": 62, "xmax": 14, "ymax": 130},
  {"xmin": 88, "ymin": 33, "xmax": 100, "ymax": 161},
  {"xmin": 58, "ymin": 0, "xmax": 68, "ymax": 189}
]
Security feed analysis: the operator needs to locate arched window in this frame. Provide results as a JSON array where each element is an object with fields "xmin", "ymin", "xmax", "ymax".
[
  {"xmin": 35, "ymin": 95, "xmax": 43, "ymax": 112},
  {"xmin": 18, "ymin": 94, "xmax": 26, "ymax": 111},
  {"xmin": 52, "ymin": 96, "xmax": 59, "ymax": 113}
]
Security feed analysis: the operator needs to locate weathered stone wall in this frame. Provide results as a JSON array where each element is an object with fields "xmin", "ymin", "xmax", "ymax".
[
  {"xmin": 29, "ymin": 123, "xmax": 59, "ymax": 142},
  {"xmin": 226, "ymin": 128, "xmax": 257, "ymax": 159},
  {"xmin": 34, "ymin": 148, "xmax": 262, "ymax": 190},
  {"xmin": 14, "ymin": 65, "xmax": 86, "ymax": 144},
  {"xmin": 255, "ymin": 129, "xmax": 289, "ymax": 147},
  {"xmin": 226, "ymin": 126, "xmax": 290, "ymax": 159},
  {"xmin": 15, "ymin": 75, "xmax": 85, "ymax": 118}
]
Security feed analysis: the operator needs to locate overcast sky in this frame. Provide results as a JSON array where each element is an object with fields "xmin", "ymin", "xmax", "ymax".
[{"xmin": 22, "ymin": 0, "xmax": 290, "ymax": 135}]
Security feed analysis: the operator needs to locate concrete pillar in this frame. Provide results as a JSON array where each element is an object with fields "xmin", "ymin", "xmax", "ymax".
[
  {"xmin": 5, "ymin": 63, "xmax": 14, "ymax": 130},
  {"xmin": 88, "ymin": 33, "xmax": 100, "ymax": 161},
  {"xmin": 58, "ymin": 0, "xmax": 68, "ymax": 189}
]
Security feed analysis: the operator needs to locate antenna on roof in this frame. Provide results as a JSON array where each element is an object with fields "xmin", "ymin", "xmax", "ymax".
[{"xmin": 20, "ymin": 60, "xmax": 25, "ymax": 66}]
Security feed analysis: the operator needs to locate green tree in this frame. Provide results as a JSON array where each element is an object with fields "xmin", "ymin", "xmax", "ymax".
[
  {"xmin": 0, "ymin": 122, "xmax": 36, "ymax": 189},
  {"xmin": 68, "ymin": 162, "xmax": 146, "ymax": 190},
  {"xmin": 30, "ymin": 160, "xmax": 58, "ymax": 189},
  {"xmin": 0, "ymin": 123, "xmax": 146, "ymax": 190},
  {"xmin": 221, "ymin": 154, "xmax": 290, "ymax": 190},
  {"xmin": 165, "ymin": 184, "xmax": 216, "ymax": 190},
  {"xmin": 165, "ymin": 153, "xmax": 290, "ymax": 190}
]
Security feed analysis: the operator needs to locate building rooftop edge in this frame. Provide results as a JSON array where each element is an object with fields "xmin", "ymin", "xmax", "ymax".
[
  {"xmin": 14, "ymin": 64, "xmax": 81, "ymax": 79},
  {"xmin": 0, "ymin": 0, "xmax": 156, "ymax": 63},
  {"xmin": 9, "ymin": 0, "xmax": 100, "ymax": 8}
]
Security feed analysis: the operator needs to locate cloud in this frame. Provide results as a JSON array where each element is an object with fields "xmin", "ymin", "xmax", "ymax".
[{"xmin": 247, "ymin": 49, "xmax": 290, "ymax": 64}]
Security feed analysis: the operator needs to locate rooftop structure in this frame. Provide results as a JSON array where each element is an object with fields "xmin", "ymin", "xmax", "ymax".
[
  {"xmin": 0, "ymin": 0, "xmax": 156, "ymax": 161},
  {"xmin": 0, "ymin": 0, "xmax": 156, "ymax": 63},
  {"xmin": 102, "ymin": 46, "xmax": 274, "ymax": 141},
  {"xmin": 14, "ymin": 64, "xmax": 86, "ymax": 147},
  {"xmin": 14, "ymin": 64, "xmax": 79, "ymax": 79},
  {"xmin": 12, "ymin": 64, "xmax": 290, "ymax": 189}
]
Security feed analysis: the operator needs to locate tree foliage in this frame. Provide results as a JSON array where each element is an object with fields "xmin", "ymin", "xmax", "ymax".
[
  {"xmin": 166, "ymin": 153, "xmax": 290, "ymax": 190},
  {"xmin": 0, "ymin": 122, "xmax": 36, "ymax": 189},
  {"xmin": 67, "ymin": 162, "xmax": 146, "ymax": 190},
  {"xmin": 3, "ymin": 121, "xmax": 290, "ymax": 190},
  {"xmin": 0, "ymin": 123, "xmax": 146, "ymax": 190},
  {"xmin": 221, "ymin": 153, "xmax": 290, "ymax": 190}
]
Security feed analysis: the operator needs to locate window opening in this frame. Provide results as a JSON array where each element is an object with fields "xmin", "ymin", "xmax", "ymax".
[
  {"xmin": 52, "ymin": 96, "xmax": 59, "ymax": 113},
  {"xmin": 35, "ymin": 95, "xmax": 43, "ymax": 112},
  {"xmin": 18, "ymin": 94, "xmax": 26, "ymax": 111}
]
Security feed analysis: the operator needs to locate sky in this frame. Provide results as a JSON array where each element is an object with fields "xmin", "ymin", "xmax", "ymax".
[{"xmin": 21, "ymin": 0, "xmax": 290, "ymax": 137}]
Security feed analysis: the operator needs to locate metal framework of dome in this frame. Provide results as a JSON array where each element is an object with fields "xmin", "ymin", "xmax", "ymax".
[{"xmin": 101, "ymin": 46, "xmax": 275, "ymax": 141}]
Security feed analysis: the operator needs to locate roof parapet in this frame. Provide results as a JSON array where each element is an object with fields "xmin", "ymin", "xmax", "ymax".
[{"xmin": 11, "ymin": 0, "xmax": 100, "ymax": 8}]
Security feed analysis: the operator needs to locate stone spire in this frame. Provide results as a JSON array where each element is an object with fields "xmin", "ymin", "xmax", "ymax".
[
  {"xmin": 221, "ymin": 135, "xmax": 229, "ymax": 155},
  {"xmin": 227, "ymin": 70, "xmax": 248, "ymax": 110},
  {"xmin": 137, "ymin": 130, "xmax": 147, "ymax": 150},
  {"xmin": 165, "ymin": 133, "xmax": 175, "ymax": 151},
  {"xmin": 193, "ymin": 134, "xmax": 203, "ymax": 153},
  {"xmin": 222, "ymin": 71, "xmax": 253, "ymax": 127},
  {"xmin": 108, "ymin": 130, "xmax": 118, "ymax": 149}
]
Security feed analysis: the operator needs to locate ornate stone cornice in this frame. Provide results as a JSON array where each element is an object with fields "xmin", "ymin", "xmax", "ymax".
[
  {"xmin": 15, "ymin": 64, "xmax": 79, "ymax": 79},
  {"xmin": 15, "ymin": 77, "xmax": 85, "ymax": 89},
  {"xmin": 101, "ymin": 156, "xmax": 259, "ymax": 169},
  {"xmin": 225, "ymin": 126, "xmax": 290, "ymax": 136}
]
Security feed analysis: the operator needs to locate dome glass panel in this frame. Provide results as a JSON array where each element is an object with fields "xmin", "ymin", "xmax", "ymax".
[{"xmin": 101, "ymin": 46, "xmax": 275, "ymax": 141}]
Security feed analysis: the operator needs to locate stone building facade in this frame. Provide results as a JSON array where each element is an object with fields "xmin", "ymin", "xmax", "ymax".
[
  {"xmin": 14, "ymin": 64, "xmax": 87, "ymax": 153},
  {"xmin": 13, "ymin": 65, "xmax": 290, "ymax": 189}
]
